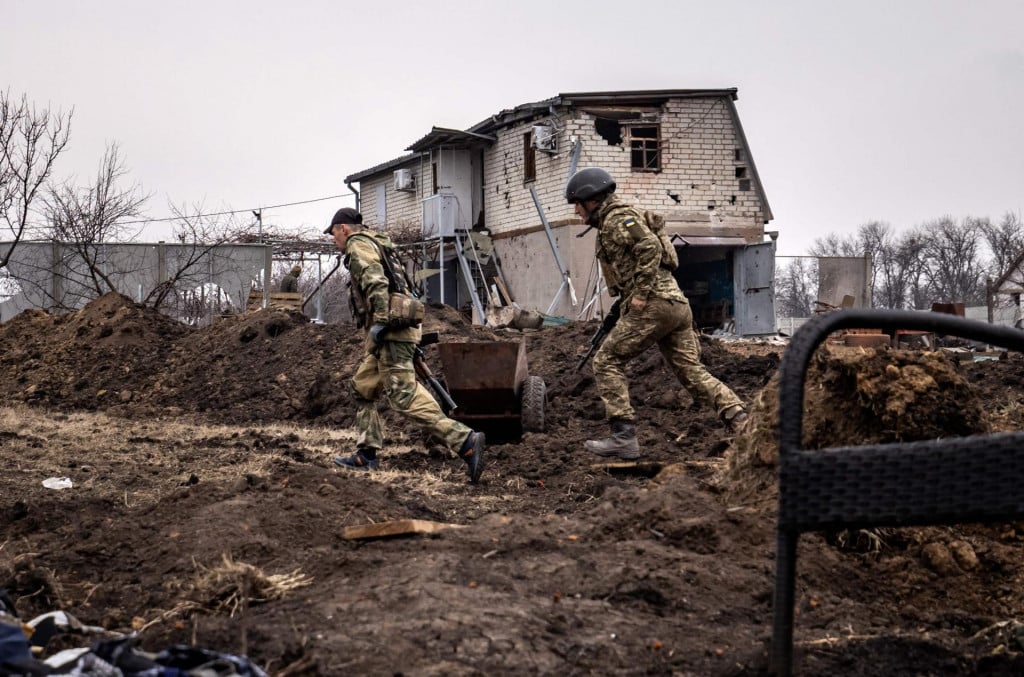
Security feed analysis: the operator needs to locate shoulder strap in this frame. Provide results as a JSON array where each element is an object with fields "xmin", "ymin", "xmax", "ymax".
[{"xmin": 349, "ymin": 233, "xmax": 414, "ymax": 296}]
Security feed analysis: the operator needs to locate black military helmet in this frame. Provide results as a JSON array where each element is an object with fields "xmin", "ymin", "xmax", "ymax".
[{"xmin": 565, "ymin": 167, "xmax": 616, "ymax": 204}]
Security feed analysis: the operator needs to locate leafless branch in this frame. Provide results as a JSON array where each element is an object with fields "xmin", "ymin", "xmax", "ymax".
[{"xmin": 0, "ymin": 90, "xmax": 72, "ymax": 268}]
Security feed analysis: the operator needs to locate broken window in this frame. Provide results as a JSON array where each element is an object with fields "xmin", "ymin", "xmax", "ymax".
[
  {"xmin": 594, "ymin": 118, "xmax": 623, "ymax": 145},
  {"xmin": 523, "ymin": 132, "xmax": 536, "ymax": 183},
  {"xmin": 628, "ymin": 125, "xmax": 660, "ymax": 172}
]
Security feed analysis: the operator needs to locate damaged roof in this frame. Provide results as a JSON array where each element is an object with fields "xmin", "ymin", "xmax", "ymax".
[
  {"xmin": 467, "ymin": 89, "xmax": 739, "ymax": 135},
  {"xmin": 343, "ymin": 89, "xmax": 767, "ymax": 218},
  {"xmin": 349, "ymin": 90, "xmax": 741, "ymax": 175}
]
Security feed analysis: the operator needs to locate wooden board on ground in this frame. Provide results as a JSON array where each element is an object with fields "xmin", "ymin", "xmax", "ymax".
[
  {"xmin": 342, "ymin": 519, "xmax": 466, "ymax": 541},
  {"xmin": 246, "ymin": 291, "xmax": 303, "ymax": 313},
  {"xmin": 591, "ymin": 461, "xmax": 665, "ymax": 478},
  {"xmin": 844, "ymin": 333, "xmax": 891, "ymax": 348}
]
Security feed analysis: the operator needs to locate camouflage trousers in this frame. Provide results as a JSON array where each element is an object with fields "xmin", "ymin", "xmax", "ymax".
[
  {"xmin": 593, "ymin": 296, "xmax": 743, "ymax": 421},
  {"xmin": 350, "ymin": 340, "xmax": 472, "ymax": 453}
]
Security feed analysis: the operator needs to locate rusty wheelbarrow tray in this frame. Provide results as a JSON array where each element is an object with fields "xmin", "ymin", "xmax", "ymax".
[{"xmin": 436, "ymin": 339, "xmax": 545, "ymax": 435}]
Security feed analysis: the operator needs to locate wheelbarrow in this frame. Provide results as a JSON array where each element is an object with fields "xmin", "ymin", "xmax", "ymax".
[{"xmin": 436, "ymin": 339, "xmax": 546, "ymax": 438}]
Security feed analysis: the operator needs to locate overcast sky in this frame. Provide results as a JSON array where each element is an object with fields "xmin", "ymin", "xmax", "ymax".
[{"xmin": 4, "ymin": 0, "xmax": 1022, "ymax": 255}]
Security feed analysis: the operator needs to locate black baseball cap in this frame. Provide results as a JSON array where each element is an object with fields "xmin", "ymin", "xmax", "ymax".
[{"xmin": 324, "ymin": 207, "xmax": 362, "ymax": 234}]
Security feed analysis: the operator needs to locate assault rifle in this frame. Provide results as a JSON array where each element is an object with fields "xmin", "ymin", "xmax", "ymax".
[
  {"xmin": 414, "ymin": 331, "xmax": 458, "ymax": 415},
  {"xmin": 574, "ymin": 300, "xmax": 621, "ymax": 373}
]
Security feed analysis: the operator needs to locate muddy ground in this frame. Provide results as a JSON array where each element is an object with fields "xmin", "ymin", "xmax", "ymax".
[{"xmin": 1, "ymin": 292, "xmax": 1023, "ymax": 675}]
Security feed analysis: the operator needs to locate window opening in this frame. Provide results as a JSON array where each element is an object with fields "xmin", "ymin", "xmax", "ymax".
[
  {"xmin": 523, "ymin": 131, "xmax": 536, "ymax": 182},
  {"xmin": 594, "ymin": 118, "xmax": 623, "ymax": 145},
  {"xmin": 628, "ymin": 125, "xmax": 660, "ymax": 171}
]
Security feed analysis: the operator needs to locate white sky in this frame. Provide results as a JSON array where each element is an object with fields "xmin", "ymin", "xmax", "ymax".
[{"xmin": 4, "ymin": 0, "xmax": 1022, "ymax": 256}]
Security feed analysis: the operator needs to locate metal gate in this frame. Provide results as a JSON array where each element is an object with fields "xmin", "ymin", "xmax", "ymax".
[{"xmin": 733, "ymin": 241, "xmax": 776, "ymax": 335}]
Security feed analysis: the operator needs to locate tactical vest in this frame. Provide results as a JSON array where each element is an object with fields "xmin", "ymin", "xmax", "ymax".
[{"xmin": 346, "ymin": 233, "xmax": 424, "ymax": 329}]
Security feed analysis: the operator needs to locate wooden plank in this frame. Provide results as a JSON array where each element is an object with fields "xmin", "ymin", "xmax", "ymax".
[
  {"xmin": 342, "ymin": 519, "xmax": 465, "ymax": 541},
  {"xmin": 493, "ymin": 276, "xmax": 514, "ymax": 305},
  {"xmin": 590, "ymin": 461, "xmax": 665, "ymax": 478}
]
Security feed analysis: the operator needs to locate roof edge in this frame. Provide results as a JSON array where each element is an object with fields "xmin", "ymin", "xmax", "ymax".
[{"xmin": 345, "ymin": 152, "xmax": 423, "ymax": 184}]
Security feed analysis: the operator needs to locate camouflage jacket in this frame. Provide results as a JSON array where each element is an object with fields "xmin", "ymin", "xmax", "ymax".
[
  {"xmin": 345, "ymin": 231, "xmax": 421, "ymax": 344},
  {"xmin": 279, "ymin": 272, "xmax": 299, "ymax": 293},
  {"xmin": 595, "ymin": 194, "xmax": 686, "ymax": 306}
]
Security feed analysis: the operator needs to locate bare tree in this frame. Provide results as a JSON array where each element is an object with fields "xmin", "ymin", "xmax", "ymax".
[
  {"xmin": 856, "ymin": 221, "xmax": 926, "ymax": 309},
  {"xmin": 809, "ymin": 232, "xmax": 863, "ymax": 257},
  {"xmin": 774, "ymin": 257, "xmax": 816, "ymax": 317},
  {"xmin": 42, "ymin": 143, "xmax": 148, "ymax": 305},
  {"xmin": 920, "ymin": 216, "xmax": 987, "ymax": 305},
  {"xmin": 980, "ymin": 211, "xmax": 1024, "ymax": 288},
  {"xmin": 0, "ymin": 90, "xmax": 72, "ymax": 267},
  {"xmin": 143, "ymin": 203, "xmax": 248, "ymax": 317}
]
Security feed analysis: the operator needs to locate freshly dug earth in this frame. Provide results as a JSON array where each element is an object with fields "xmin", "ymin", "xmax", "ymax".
[{"xmin": 1, "ymin": 293, "xmax": 1023, "ymax": 675}]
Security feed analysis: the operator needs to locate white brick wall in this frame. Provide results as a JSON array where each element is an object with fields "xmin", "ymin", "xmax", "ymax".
[
  {"xmin": 358, "ymin": 157, "xmax": 429, "ymax": 231},
  {"xmin": 483, "ymin": 96, "xmax": 767, "ymax": 237},
  {"xmin": 348, "ymin": 94, "xmax": 771, "ymax": 317}
]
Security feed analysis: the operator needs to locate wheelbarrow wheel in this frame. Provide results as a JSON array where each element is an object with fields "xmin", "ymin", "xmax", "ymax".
[{"xmin": 520, "ymin": 375, "xmax": 546, "ymax": 433}]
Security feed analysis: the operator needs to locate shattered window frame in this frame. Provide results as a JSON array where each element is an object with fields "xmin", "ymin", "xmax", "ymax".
[
  {"xmin": 627, "ymin": 124, "xmax": 661, "ymax": 172},
  {"xmin": 523, "ymin": 131, "xmax": 536, "ymax": 183}
]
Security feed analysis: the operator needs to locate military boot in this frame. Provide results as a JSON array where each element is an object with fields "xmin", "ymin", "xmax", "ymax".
[
  {"xmin": 585, "ymin": 419, "xmax": 641, "ymax": 460},
  {"xmin": 334, "ymin": 449, "xmax": 380, "ymax": 471},
  {"xmin": 721, "ymin": 404, "xmax": 749, "ymax": 432},
  {"xmin": 459, "ymin": 432, "xmax": 486, "ymax": 484}
]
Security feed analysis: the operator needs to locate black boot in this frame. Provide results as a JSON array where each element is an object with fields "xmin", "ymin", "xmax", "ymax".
[
  {"xmin": 721, "ymin": 404, "xmax": 749, "ymax": 432},
  {"xmin": 585, "ymin": 419, "xmax": 641, "ymax": 460},
  {"xmin": 460, "ymin": 432, "xmax": 486, "ymax": 484}
]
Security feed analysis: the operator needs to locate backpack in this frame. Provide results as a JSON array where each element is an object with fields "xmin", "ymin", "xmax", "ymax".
[{"xmin": 643, "ymin": 210, "xmax": 679, "ymax": 272}]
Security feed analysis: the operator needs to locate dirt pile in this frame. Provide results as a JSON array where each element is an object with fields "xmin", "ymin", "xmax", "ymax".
[{"xmin": 1, "ymin": 292, "xmax": 1023, "ymax": 675}]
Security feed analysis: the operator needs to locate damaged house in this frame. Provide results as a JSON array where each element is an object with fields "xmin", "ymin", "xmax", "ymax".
[{"xmin": 343, "ymin": 89, "xmax": 775, "ymax": 335}]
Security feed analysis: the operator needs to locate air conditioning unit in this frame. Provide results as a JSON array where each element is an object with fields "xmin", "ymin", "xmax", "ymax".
[
  {"xmin": 531, "ymin": 125, "xmax": 557, "ymax": 153},
  {"xmin": 394, "ymin": 168, "xmax": 415, "ymax": 192}
]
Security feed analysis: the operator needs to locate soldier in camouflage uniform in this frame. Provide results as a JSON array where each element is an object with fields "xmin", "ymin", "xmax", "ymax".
[
  {"xmin": 324, "ymin": 207, "xmax": 485, "ymax": 482},
  {"xmin": 565, "ymin": 168, "xmax": 748, "ymax": 459},
  {"xmin": 279, "ymin": 264, "xmax": 302, "ymax": 293}
]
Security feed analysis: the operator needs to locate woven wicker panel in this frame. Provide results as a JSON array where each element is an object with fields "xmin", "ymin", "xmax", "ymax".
[{"xmin": 780, "ymin": 432, "xmax": 1024, "ymax": 530}]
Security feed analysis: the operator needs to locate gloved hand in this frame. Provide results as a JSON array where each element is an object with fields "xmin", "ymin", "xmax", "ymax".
[{"xmin": 369, "ymin": 323, "xmax": 387, "ymax": 346}]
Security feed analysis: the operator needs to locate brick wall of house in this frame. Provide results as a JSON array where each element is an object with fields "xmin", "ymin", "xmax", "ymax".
[
  {"xmin": 358, "ymin": 157, "xmax": 428, "ymax": 231},
  {"xmin": 482, "ymin": 96, "xmax": 768, "ymax": 237}
]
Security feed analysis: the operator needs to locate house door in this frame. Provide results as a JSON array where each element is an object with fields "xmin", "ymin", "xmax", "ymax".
[
  {"xmin": 733, "ymin": 242, "xmax": 776, "ymax": 335},
  {"xmin": 433, "ymin": 148, "xmax": 473, "ymax": 230}
]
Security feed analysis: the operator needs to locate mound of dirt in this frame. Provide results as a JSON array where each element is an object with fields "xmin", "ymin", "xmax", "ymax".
[
  {"xmin": 1, "ymin": 293, "xmax": 1024, "ymax": 676},
  {"xmin": 720, "ymin": 346, "xmax": 1004, "ymax": 506}
]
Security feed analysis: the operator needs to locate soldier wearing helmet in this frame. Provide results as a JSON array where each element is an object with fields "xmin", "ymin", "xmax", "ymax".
[{"xmin": 566, "ymin": 168, "xmax": 748, "ymax": 459}]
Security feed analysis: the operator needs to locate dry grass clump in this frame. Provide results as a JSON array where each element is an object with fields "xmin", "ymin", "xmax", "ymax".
[
  {"xmin": 134, "ymin": 554, "xmax": 312, "ymax": 635},
  {"xmin": 191, "ymin": 553, "xmax": 312, "ymax": 617}
]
